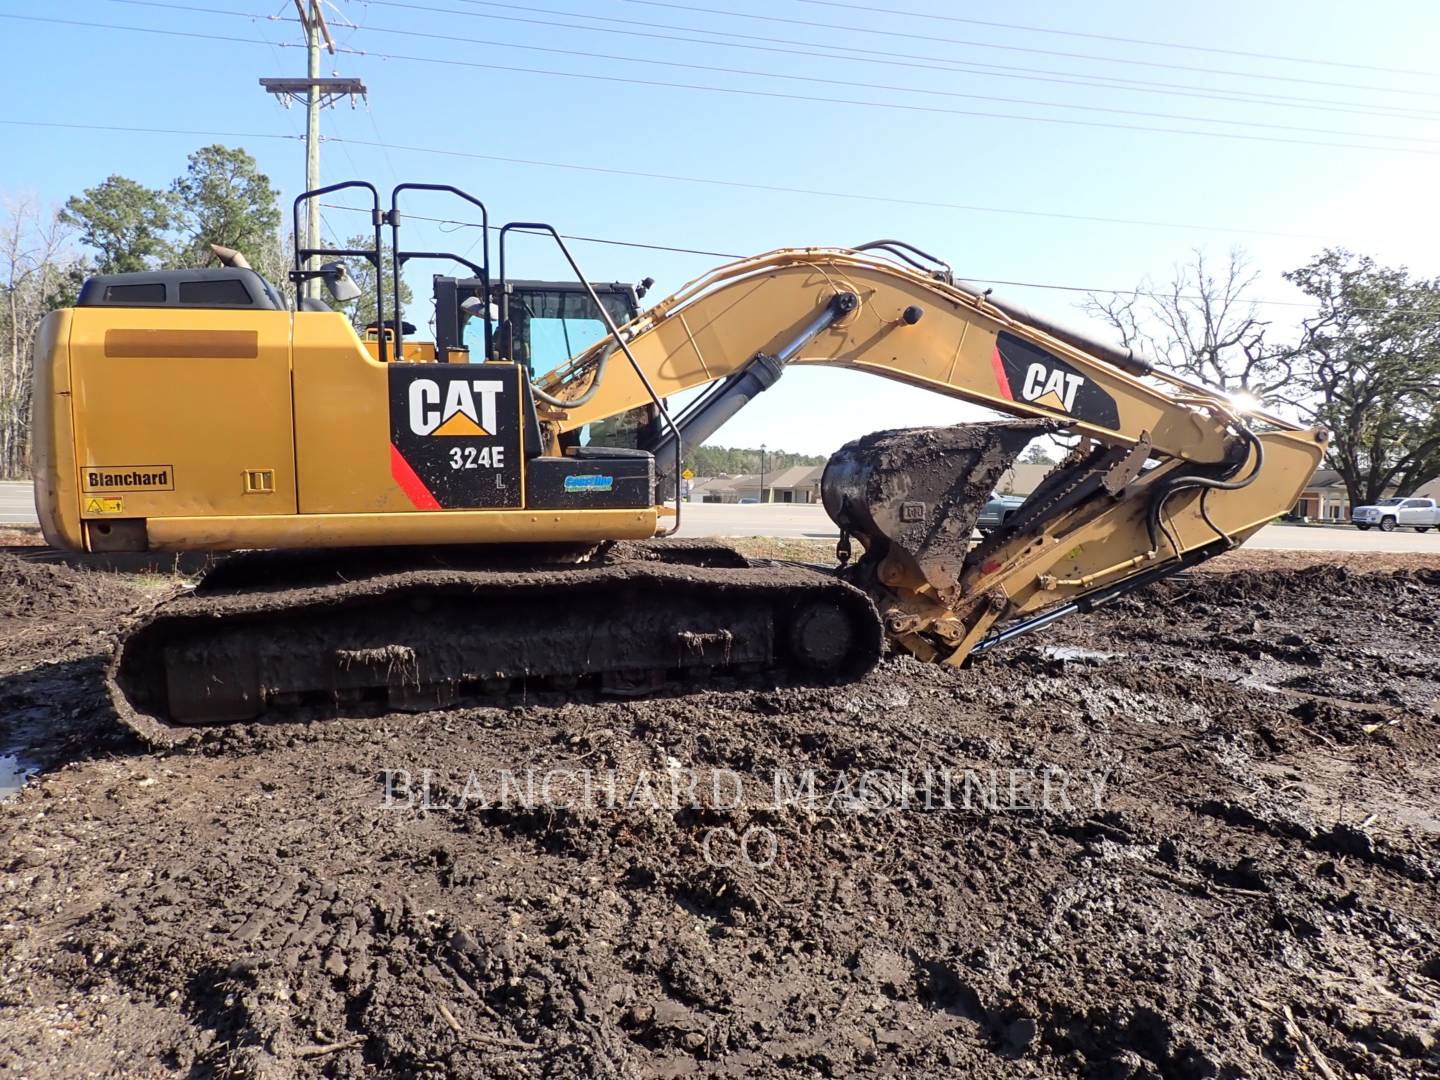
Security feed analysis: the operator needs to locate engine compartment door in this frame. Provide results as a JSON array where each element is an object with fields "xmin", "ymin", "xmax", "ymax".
[{"xmin": 66, "ymin": 307, "xmax": 297, "ymax": 522}]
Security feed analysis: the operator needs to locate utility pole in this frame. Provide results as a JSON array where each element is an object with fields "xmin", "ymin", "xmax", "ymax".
[
  {"xmin": 304, "ymin": 4, "xmax": 322, "ymax": 272},
  {"xmin": 260, "ymin": 1, "xmax": 366, "ymax": 300}
]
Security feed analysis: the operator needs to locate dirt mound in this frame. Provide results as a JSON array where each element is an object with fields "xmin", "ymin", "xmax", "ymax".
[
  {"xmin": 0, "ymin": 552, "xmax": 126, "ymax": 619},
  {"xmin": 0, "ymin": 553, "xmax": 165, "ymax": 769},
  {"xmin": 1, "ymin": 561, "xmax": 1438, "ymax": 1077},
  {"xmin": 1203, "ymin": 548, "xmax": 1440, "ymax": 576}
]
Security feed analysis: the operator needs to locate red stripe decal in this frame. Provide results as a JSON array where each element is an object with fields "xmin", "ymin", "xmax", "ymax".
[
  {"xmin": 991, "ymin": 344, "xmax": 1013, "ymax": 400},
  {"xmin": 390, "ymin": 443, "xmax": 441, "ymax": 510}
]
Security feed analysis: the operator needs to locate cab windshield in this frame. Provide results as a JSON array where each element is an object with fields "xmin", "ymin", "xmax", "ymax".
[{"xmin": 465, "ymin": 286, "xmax": 637, "ymax": 379}]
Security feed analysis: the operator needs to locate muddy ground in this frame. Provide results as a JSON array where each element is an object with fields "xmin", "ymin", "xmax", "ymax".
[{"xmin": 1, "ymin": 547, "xmax": 1438, "ymax": 1078}]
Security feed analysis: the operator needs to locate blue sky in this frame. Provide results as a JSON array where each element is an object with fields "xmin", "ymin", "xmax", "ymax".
[{"xmin": 3, "ymin": 0, "xmax": 1439, "ymax": 454}]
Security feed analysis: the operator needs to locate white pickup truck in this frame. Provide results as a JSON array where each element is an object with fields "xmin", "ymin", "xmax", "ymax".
[{"xmin": 1352, "ymin": 496, "xmax": 1440, "ymax": 532}]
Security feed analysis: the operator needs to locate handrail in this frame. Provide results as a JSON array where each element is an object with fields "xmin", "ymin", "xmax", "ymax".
[
  {"xmin": 388, "ymin": 184, "xmax": 490, "ymax": 361},
  {"xmin": 291, "ymin": 180, "xmax": 385, "ymax": 361}
]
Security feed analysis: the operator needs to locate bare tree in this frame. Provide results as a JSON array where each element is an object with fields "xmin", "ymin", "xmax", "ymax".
[
  {"xmin": 0, "ymin": 194, "xmax": 83, "ymax": 478},
  {"xmin": 1084, "ymin": 248, "xmax": 1293, "ymax": 397}
]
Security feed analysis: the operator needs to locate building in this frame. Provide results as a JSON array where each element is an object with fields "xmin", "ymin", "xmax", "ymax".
[
  {"xmin": 994, "ymin": 463, "xmax": 1055, "ymax": 497},
  {"xmin": 766, "ymin": 465, "xmax": 825, "ymax": 503},
  {"xmin": 689, "ymin": 465, "xmax": 825, "ymax": 503},
  {"xmin": 1285, "ymin": 470, "xmax": 1440, "ymax": 522},
  {"xmin": 689, "ymin": 475, "xmax": 760, "ymax": 503},
  {"xmin": 1292, "ymin": 469, "xmax": 1351, "ymax": 521}
]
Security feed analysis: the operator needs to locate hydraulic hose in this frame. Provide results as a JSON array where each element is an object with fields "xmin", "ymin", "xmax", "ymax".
[
  {"xmin": 531, "ymin": 339, "xmax": 618, "ymax": 409},
  {"xmin": 1145, "ymin": 415, "xmax": 1264, "ymax": 554}
]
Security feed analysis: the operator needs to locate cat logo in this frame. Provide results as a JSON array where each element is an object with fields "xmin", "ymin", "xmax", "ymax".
[
  {"xmin": 991, "ymin": 331, "xmax": 1120, "ymax": 430},
  {"xmin": 1021, "ymin": 363, "xmax": 1085, "ymax": 413},
  {"xmin": 407, "ymin": 377, "xmax": 504, "ymax": 437}
]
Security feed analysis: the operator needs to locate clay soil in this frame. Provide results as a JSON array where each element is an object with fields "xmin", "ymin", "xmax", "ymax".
[{"xmin": 1, "ymin": 548, "xmax": 1438, "ymax": 1078}]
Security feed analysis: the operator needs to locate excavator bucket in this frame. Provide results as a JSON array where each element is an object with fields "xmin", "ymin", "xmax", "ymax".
[{"xmin": 821, "ymin": 419, "xmax": 1063, "ymax": 601}]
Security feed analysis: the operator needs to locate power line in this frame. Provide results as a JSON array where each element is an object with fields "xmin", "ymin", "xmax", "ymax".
[
  {"xmin": 439, "ymin": 1, "xmax": 1440, "ymax": 117},
  {"xmin": 327, "ymin": 44, "xmax": 1440, "ymax": 156},
  {"xmin": 315, "ymin": 202, "xmax": 1397, "ymax": 314},
  {"xmin": 411, "ymin": 1, "xmax": 1440, "ymax": 120},
  {"xmin": 321, "ymin": 202, "xmax": 743, "ymax": 258},
  {"xmin": 22, "ymin": 11, "xmax": 1440, "ymax": 156},
  {"xmin": 325, "ymin": 133, "xmax": 1329, "ymax": 238},
  {"xmin": 0, "ymin": 117, "xmax": 297, "ymax": 142},
  {"xmin": 0, "ymin": 115, "xmax": 1322, "ymax": 238},
  {"xmin": 616, "ymin": 0, "xmax": 1440, "ymax": 98},
  {"xmin": 793, "ymin": 0, "xmax": 1440, "ymax": 79},
  {"xmin": 236, "ymin": 11, "xmax": 1440, "ymax": 145},
  {"xmin": 0, "ymin": 115, "xmax": 1396, "ymax": 313},
  {"xmin": 91, "ymin": 0, "xmax": 1440, "ymax": 123}
]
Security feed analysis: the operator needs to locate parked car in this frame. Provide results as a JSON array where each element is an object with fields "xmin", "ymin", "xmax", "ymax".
[
  {"xmin": 976, "ymin": 492, "xmax": 1027, "ymax": 536},
  {"xmin": 1352, "ymin": 496, "xmax": 1440, "ymax": 532}
]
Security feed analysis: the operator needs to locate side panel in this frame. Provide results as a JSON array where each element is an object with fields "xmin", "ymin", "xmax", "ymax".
[
  {"xmin": 290, "ymin": 313, "xmax": 527, "ymax": 513},
  {"xmin": 290, "ymin": 311, "xmax": 411, "ymax": 515},
  {"xmin": 30, "ymin": 309, "xmax": 84, "ymax": 550},
  {"xmin": 67, "ymin": 308, "xmax": 297, "ymax": 521},
  {"xmin": 387, "ymin": 363, "xmax": 524, "ymax": 509}
]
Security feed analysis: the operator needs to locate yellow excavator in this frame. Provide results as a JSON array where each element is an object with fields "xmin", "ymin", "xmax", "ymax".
[{"xmin": 31, "ymin": 182, "xmax": 1326, "ymax": 743}]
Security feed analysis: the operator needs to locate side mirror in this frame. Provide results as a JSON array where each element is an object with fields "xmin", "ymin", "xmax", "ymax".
[{"xmin": 320, "ymin": 261, "xmax": 362, "ymax": 303}]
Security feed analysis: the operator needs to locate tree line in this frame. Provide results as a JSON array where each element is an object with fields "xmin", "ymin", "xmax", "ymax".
[
  {"xmin": 1, "ymin": 148, "xmax": 1437, "ymax": 509},
  {"xmin": 682, "ymin": 445, "xmax": 826, "ymax": 478},
  {"xmin": 0, "ymin": 146, "xmax": 290, "ymax": 478},
  {"xmin": 0, "ymin": 145, "xmax": 407, "ymax": 479}
]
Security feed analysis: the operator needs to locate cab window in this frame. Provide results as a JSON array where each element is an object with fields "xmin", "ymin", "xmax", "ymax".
[{"xmin": 501, "ymin": 288, "xmax": 637, "ymax": 379}]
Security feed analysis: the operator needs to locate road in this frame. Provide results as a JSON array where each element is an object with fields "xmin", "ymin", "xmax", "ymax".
[
  {"xmin": 0, "ymin": 481, "xmax": 35, "ymax": 526},
  {"xmin": 673, "ymin": 500, "xmax": 1440, "ymax": 553},
  {"xmin": 3, "ymin": 481, "xmax": 1438, "ymax": 553}
]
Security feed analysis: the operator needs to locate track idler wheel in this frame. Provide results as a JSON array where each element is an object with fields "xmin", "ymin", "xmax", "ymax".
[{"xmin": 787, "ymin": 598, "xmax": 859, "ymax": 672}]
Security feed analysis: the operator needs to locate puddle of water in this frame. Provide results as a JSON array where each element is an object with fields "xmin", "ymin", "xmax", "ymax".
[
  {"xmin": 1042, "ymin": 645, "xmax": 1116, "ymax": 662},
  {"xmin": 1, "ymin": 753, "xmax": 38, "ymax": 800}
]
